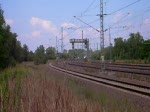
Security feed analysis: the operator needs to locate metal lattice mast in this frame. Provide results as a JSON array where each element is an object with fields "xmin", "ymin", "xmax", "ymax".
[
  {"xmin": 56, "ymin": 36, "xmax": 57, "ymax": 52},
  {"xmin": 100, "ymin": 0, "xmax": 105, "ymax": 70},
  {"xmin": 82, "ymin": 30, "xmax": 83, "ymax": 50},
  {"xmin": 109, "ymin": 26, "xmax": 112, "ymax": 61},
  {"xmin": 61, "ymin": 27, "xmax": 64, "ymax": 53},
  {"xmin": 100, "ymin": 0, "xmax": 104, "ymax": 50},
  {"xmin": 56, "ymin": 36, "xmax": 58, "ymax": 59}
]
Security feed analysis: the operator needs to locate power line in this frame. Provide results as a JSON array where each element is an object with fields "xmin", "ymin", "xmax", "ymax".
[
  {"xmin": 83, "ymin": 0, "xmax": 96, "ymax": 14},
  {"xmin": 74, "ymin": 16, "xmax": 100, "ymax": 32},
  {"xmin": 74, "ymin": 18, "xmax": 100, "ymax": 30},
  {"xmin": 110, "ymin": 13, "xmax": 130, "ymax": 26},
  {"xmin": 111, "ymin": 8, "xmax": 150, "ymax": 27},
  {"xmin": 64, "ymin": 18, "xmax": 100, "ymax": 39},
  {"xmin": 109, "ymin": 0, "xmax": 141, "ymax": 15}
]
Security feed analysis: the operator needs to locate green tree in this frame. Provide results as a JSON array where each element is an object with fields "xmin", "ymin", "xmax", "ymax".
[
  {"xmin": 15, "ymin": 41, "xmax": 23, "ymax": 62},
  {"xmin": 28, "ymin": 51, "xmax": 34, "ymax": 61},
  {"xmin": 114, "ymin": 37, "xmax": 125, "ymax": 59},
  {"xmin": 34, "ymin": 45, "xmax": 47, "ymax": 64},
  {"xmin": 90, "ymin": 50, "xmax": 101, "ymax": 60},
  {"xmin": 0, "ymin": 7, "xmax": 33, "ymax": 69},
  {"xmin": 22, "ymin": 44, "xmax": 29, "ymax": 61},
  {"xmin": 127, "ymin": 32, "xmax": 144, "ymax": 59},
  {"xmin": 46, "ymin": 47, "xmax": 56, "ymax": 60},
  {"xmin": 0, "ymin": 8, "xmax": 18, "ymax": 68},
  {"xmin": 141, "ymin": 39, "xmax": 150, "ymax": 61},
  {"xmin": 0, "ymin": 8, "xmax": 8, "ymax": 69}
]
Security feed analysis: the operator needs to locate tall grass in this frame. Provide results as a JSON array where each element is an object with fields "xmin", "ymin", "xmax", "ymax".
[
  {"xmin": 20, "ymin": 63, "xmax": 102, "ymax": 112},
  {"xmin": 67, "ymin": 79, "xmax": 135, "ymax": 112},
  {"xmin": 0, "ymin": 66, "xmax": 28, "ymax": 112},
  {"xmin": 0, "ymin": 62, "xmax": 148, "ymax": 112},
  {"xmin": 0, "ymin": 63, "xmax": 102, "ymax": 112}
]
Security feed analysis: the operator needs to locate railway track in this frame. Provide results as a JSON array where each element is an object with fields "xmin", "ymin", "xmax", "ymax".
[
  {"xmin": 67, "ymin": 61, "xmax": 150, "ymax": 75},
  {"xmin": 49, "ymin": 63, "xmax": 150, "ymax": 99}
]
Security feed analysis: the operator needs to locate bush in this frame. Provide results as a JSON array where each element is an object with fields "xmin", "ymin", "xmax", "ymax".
[
  {"xmin": 34, "ymin": 56, "xmax": 47, "ymax": 65},
  {"xmin": 9, "ymin": 57, "xmax": 16, "ymax": 67}
]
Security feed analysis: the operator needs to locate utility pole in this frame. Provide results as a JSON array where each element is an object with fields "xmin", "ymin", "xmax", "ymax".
[
  {"xmin": 82, "ymin": 30, "xmax": 83, "ymax": 50},
  {"xmin": 109, "ymin": 26, "xmax": 112, "ymax": 61},
  {"xmin": 100, "ymin": 0, "xmax": 105, "ymax": 70},
  {"xmin": 100, "ymin": 0, "xmax": 104, "ymax": 50},
  {"xmin": 56, "ymin": 36, "xmax": 57, "ymax": 51},
  {"xmin": 61, "ymin": 27, "xmax": 64, "ymax": 53},
  {"xmin": 56, "ymin": 36, "xmax": 58, "ymax": 59}
]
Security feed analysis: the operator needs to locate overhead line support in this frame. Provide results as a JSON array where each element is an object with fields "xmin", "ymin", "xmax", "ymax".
[{"xmin": 100, "ymin": 0, "xmax": 105, "ymax": 71}]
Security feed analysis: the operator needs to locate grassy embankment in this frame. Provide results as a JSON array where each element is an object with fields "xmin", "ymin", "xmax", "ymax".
[{"xmin": 1, "ymin": 62, "xmax": 147, "ymax": 112}]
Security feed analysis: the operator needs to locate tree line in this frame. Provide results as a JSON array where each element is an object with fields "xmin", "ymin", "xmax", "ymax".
[
  {"xmin": 0, "ymin": 8, "xmax": 57, "ymax": 70},
  {"xmin": 0, "ymin": 8, "xmax": 36, "ymax": 69},
  {"xmin": 91, "ymin": 32, "xmax": 150, "ymax": 63}
]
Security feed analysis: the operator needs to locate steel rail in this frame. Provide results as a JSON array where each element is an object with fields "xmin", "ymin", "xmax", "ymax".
[
  {"xmin": 72, "ymin": 61, "xmax": 150, "ymax": 69},
  {"xmin": 49, "ymin": 63, "xmax": 150, "ymax": 99},
  {"xmin": 72, "ymin": 61, "xmax": 150, "ymax": 67},
  {"xmin": 91, "ymin": 61, "xmax": 150, "ymax": 67},
  {"xmin": 68, "ymin": 62, "xmax": 150, "ymax": 75}
]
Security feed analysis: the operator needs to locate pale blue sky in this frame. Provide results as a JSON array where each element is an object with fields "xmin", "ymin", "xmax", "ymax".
[{"xmin": 1, "ymin": 0, "xmax": 150, "ymax": 51}]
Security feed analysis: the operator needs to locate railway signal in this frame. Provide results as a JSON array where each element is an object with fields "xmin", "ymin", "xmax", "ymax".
[{"xmin": 70, "ymin": 38, "xmax": 89, "ymax": 60}]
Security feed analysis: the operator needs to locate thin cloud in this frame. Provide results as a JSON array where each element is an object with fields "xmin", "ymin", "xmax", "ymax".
[
  {"xmin": 112, "ymin": 13, "xmax": 125, "ymax": 23},
  {"xmin": 61, "ymin": 23, "xmax": 76, "ymax": 29},
  {"xmin": 144, "ymin": 18, "xmax": 150, "ymax": 24},
  {"xmin": 5, "ymin": 19, "xmax": 14, "ymax": 26},
  {"xmin": 144, "ymin": 18, "xmax": 150, "ymax": 29},
  {"xmin": 32, "ymin": 31, "xmax": 41, "ymax": 37},
  {"xmin": 30, "ymin": 17, "xmax": 58, "ymax": 35}
]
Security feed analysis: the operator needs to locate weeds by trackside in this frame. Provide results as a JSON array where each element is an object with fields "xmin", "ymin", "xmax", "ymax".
[
  {"xmin": 0, "ymin": 66, "xmax": 27, "ymax": 112},
  {"xmin": 0, "ymin": 62, "xmax": 149, "ymax": 112}
]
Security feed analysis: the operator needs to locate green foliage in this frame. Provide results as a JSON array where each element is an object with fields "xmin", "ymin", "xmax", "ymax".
[
  {"xmin": 91, "ymin": 32, "xmax": 150, "ymax": 63},
  {"xmin": 0, "ymin": 8, "xmax": 33, "ymax": 69},
  {"xmin": 46, "ymin": 47, "xmax": 56, "ymax": 60},
  {"xmin": 90, "ymin": 50, "xmax": 101, "ymax": 60},
  {"xmin": 114, "ymin": 37, "xmax": 125, "ymax": 59},
  {"xmin": 58, "ymin": 53, "xmax": 69, "ymax": 60},
  {"xmin": 22, "ymin": 44, "xmax": 29, "ymax": 61},
  {"xmin": 0, "ymin": 26, "xmax": 17, "ymax": 69},
  {"xmin": 0, "ymin": 66, "xmax": 28, "ymax": 112},
  {"xmin": 68, "ymin": 49, "xmax": 86, "ymax": 59},
  {"xmin": 34, "ymin": 45, "xmax": 47, "ymax": 64},
  {"xmin": 28, "ymin": 51, "xmax": 34, "ymax": 61},
  {"xmin": 112, "ymin": 32, "xmax": 149, "ymax": 61}
]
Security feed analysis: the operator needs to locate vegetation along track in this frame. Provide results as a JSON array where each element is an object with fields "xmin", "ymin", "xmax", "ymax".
[
  {"xmin": 49, "ymin": 63, "xmax": 150, "ymax": 99},
  {"xmin": 68, "ymin": 61, "xmax": 150, "ymax": 75}
]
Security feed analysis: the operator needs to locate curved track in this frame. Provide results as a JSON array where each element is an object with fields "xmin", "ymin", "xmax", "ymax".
[{"xmin": 49, "ymin": 63, "xmax": 150, "ymax": 99}]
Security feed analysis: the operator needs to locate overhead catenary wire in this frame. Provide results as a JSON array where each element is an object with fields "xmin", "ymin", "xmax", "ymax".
[
  {"xmin": 105, "ymin": 8, "xmax": 150, "ymax": 34},
  {"xmin": 83, "ymin": 0, "xmax": 96, "ymax": 14},
  {"xmin": 59, "ymin": 0, "xmax": 149, "ymax": 52},
  {"xmin": 78, "ymin": 0, "xmax": 97, "ymax": 18},
  {"xmin": 109, "ymin": 0, "xmax": 141, "ymax": 15},
  {"xmin": 74, "ymin": 16, "xmax": 100, "ymax": 32},
  {"xmin": 63, "ymin": 18, "xmax": 100, "ymax": 40}
]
